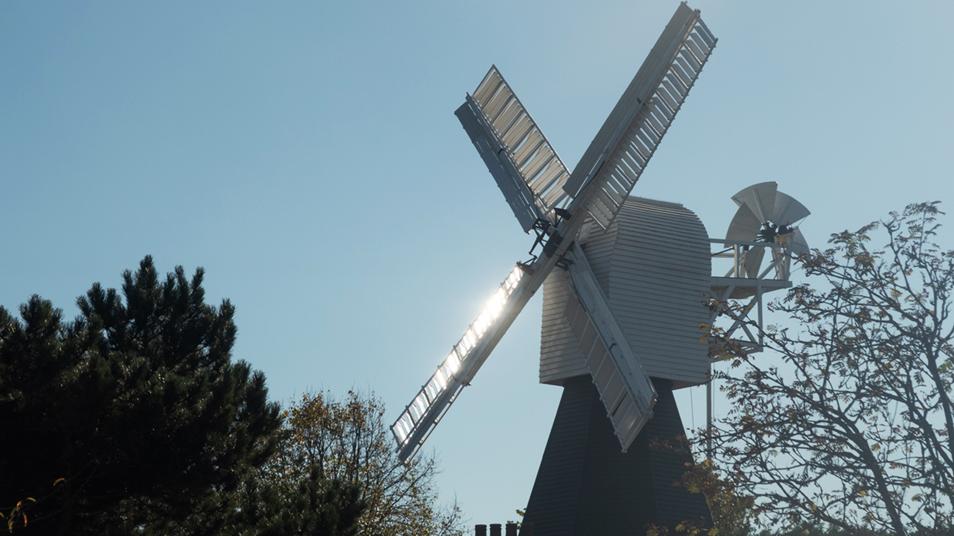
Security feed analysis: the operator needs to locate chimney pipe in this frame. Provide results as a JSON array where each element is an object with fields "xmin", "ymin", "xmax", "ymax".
[
  {"xmin": 475, "ymin": 524, "xmax": 487, "ymax": 536},
  {"xmin": 505, "ymin": 523, "xmax": 518, "ymax": 536},
  {"xmin": 490, "ymin": 523, "xmax": 502, "ymax": 536}
]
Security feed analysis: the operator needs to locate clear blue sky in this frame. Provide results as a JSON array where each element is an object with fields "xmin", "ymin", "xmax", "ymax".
[{"xmin": 2, "ymin": 0, "xmax": 952, "ymax": 527}]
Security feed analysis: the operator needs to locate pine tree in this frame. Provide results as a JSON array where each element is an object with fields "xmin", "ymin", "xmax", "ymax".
[{"xmin": 0, "ymin": 257, "xmax": 283, "ymax": 534}]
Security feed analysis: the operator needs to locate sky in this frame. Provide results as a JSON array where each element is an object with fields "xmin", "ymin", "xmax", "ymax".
[{"xmin": 2, "ymin": 0, "xmax": 953, "ymax": 528}]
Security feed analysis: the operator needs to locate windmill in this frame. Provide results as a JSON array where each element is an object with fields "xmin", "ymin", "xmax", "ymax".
[{"xmin": 391, "ymin": 3, "xmax": 720, "ymax": 532}]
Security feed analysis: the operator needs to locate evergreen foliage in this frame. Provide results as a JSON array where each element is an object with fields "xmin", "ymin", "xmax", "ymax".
[
  {"xmin": 213, "ymin": 466, "xmax": 366, "ymax": 536},
  {"xmin": 0, "ymin": 257, "xmax": 283, "ymax": 534}
]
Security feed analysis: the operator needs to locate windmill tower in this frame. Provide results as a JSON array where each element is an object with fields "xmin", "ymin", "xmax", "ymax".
[
  {"xmin": 525, "ymin": 196, "xmax": 714, "ymax": 534},
  {"xmin": 390, "ymin": 3, "xmax": 728, "ymax": 533}
]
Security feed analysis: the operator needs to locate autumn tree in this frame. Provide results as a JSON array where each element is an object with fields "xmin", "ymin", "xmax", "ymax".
[
  {"xmin": 266, "ymin": 390, "xmax": 465, "ymax": 536},
  {"xmin": 0, "ymin": 257, "xmax": 283, "ymax": 535},
  {"xmin": 675, "ymin": 460, "xmax": 755, "ymax": 536},
  {"xmin": 706, "ymin": 202, "xmax": 954, "ymax": 535}
]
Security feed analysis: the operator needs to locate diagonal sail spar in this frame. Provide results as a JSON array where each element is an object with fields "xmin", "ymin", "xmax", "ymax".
[
  {"xmin": 391, "ymin": 265, "xmax": 527, "ymax": 462},
  {"xmin": 562, "ymin": 246, "xmax": 657, "ymax": 451},
  {"xmin": 455, "ymin": 66, "xmax": 573, "ymax": 232},
  {"xmin": 563, "ymin": 4, "xmax": 716, "ymax": 229}
]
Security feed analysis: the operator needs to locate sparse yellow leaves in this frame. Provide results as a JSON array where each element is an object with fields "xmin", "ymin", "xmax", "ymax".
[
  {"xmin": 273, "ymin": 390, "xmax": 460, "ymax": 535},
  {"xmin": 5, "ymin": 499, "xmax": 35, "ymax": 533}
]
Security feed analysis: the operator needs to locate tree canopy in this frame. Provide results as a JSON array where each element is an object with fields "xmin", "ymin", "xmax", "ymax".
[
  {"xmin": 0, "ymin": 257, "xmax": 283, "ymax": 534},
  {"xmin": 267, "ymin": 391, "xmax": 465, "ymax": 536},
  {"xmin": 707, "ymin": 202, "xmax": 954, "ymax": 535}
]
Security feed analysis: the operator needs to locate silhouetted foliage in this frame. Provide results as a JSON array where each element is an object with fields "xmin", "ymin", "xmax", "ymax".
[
  {"xmin": 675, "ymin": 460, "xmax": 755, "ymax": 536},
  {"xmin": 268, "ymin": 391, "xmax": 465, "ymax": 536},
  {"xmin": 212, "ymin": 466, "xmax": 366, "ymax": 536},
  {"xmin": 706, "ymin": 202, "xmax": 954, "ymax": 535},
  {"xmin": 0, "ymin": 257, "xmax": 283, "ymax": 534}
]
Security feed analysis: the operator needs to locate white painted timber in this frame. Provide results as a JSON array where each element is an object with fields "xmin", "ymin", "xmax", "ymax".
[
  {"xmin": 562, "ymin": 4, "xmax": 716, "ymax": 230},
  {"xmin": 456, "ymin": 66, "xmax": 572, "ymax": 232},
  {"xmin": 539, "ymin": 268, "xmax": 589, "ymax": 381},
  {"xmin": 540, "ymin": 197, "xmax": 711, "ymax": 389},
  {"xmin": 563, "ymin": 246, "xmax": 657, "ymax": 450}
]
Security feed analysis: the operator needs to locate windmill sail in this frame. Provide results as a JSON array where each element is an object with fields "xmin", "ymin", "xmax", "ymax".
[
  {"xmin": 562, "ymin": 4, "xmax": 716, "ymax": 229},
  {"xmin": 563, "ymin": 247, "xmax": 656, "ymax": 450},
  {"xmin": 392, "ymin": 265, "xmax": 531, "ymax": 462},
  {"xmin": 771, "ymin": 192, "xmax": 810, "ymax": 227},
  {"xmin": 731, "ymin": 182, "xmax": 778, "ymax": 225},
  {"xmin": 456, "ymin": 67, "xmax": 573, "ymax": 232}
]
